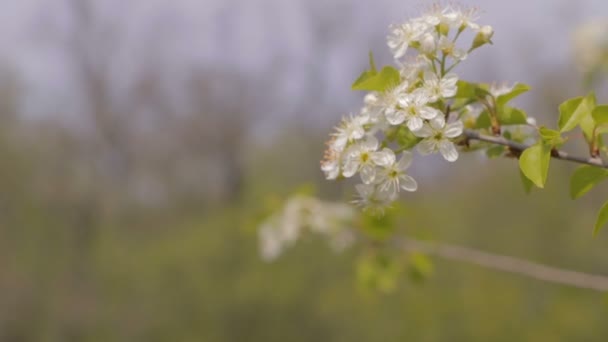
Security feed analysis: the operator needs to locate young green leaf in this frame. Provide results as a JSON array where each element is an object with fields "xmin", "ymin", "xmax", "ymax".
[
  {"xmin": 592, "ymin": 105, "xmax": 608, "ymax": 125},
  {"xmin": 558, "ymin": 93, "xmax": 596, "ymax": 132},
  {"xmin": 519, "ymin": 142, "xmax": 551, "ymax": 188},
  {"xmin": 475, "ymin": 111, "xmax": 491, "ymax": 129},
  {"xmin": 570, "ymin": 165, "xmax": 608, "ymax": 199},
  {"xmin": 496, "ymin": 83, "xmax": 530, "ymax": 107},
  {"xmin": 497, "ymin": 106, "xmax": 527, "ymax": 125},
  {"xmin": 519, "ymin": 168, "xmax": 534, "ymax": 194},
  {"xmin": 352, "ymin": 66, "xmax": 401, "ymax": 92},
  {"xmin": 538, "ymin": 126, "xmax": 565, "ymax": 146},
  {"xmin": 594, "ymin": 201, "xmax": 608, "ymax": 236}
]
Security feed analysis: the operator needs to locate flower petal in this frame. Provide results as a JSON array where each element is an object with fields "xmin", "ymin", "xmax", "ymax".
[
  {"xmin": 419, "ymin": 106, "xmax": 440, "ymax": 120},
  {"xmin": 396, "ymin": 151, "xmax": 413, "ymax": 170},
  {"xmin": 417, "ymin": 139, "xmax": 437, "ymax": 155},
  {"xmin": 385, "ymin": 108, "xmax": 406, "ymax": 125},
  {"xmin": 444, "ymin": 121, "xmax": 464, "ymax": 138},
  {"xmin": 412, "ymin": 124, "xmax": 433, "ymax": 138},
  {"xmin": 342, "ymin": 157, "xmax": 359, "ymax": 177},
  {"xmin": 399, "ymin": 174, "xmax": 418, "ymax": 192},
  {"xmin": 439, "ymin": 140, "xmax": 458, "ymax": 162},
  {"xmin": 360, "ymin": 165, "xmax": 377, "ymax": 184},
  {"xmin": 430, "ymin": 115, "xmax": 445, "ymax": 129},
  {"xmin": 371, "ymin": 148, "xmax": 396, "ymax": 167},
  {"xmin": 407, "ymin": 116, "xmax": 424, "ymax": 131}
]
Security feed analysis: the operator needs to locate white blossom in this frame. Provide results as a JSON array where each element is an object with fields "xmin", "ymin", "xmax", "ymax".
[
  {"xmin": 330, "ymin": 114, "xmax": 368, "ymax": 152},
  {"xmin": 352, "ymin": 183, "xmax": 392, "ymax": 213},
  {"xmin": 343, "ymin": 137, "xmax": 393, "ymax": 184},
  {"xmin": 376, "ymin": 150, "xmax": 418, "ymax": 198},
  {"xmin": 424, "ymin": 73, "xmax": 458, "ymax": 102},
  {"xmin": 438, "ymin": 36, "xmax": 468, "ymax": 61},
  {"xmin": 414, "ymin": 119, "xmax": 464, "ymax": 162},
  {"xmin": 386, "ymin": 88, "xmax": 441, "ymax": 131},
  {"xmin": 387, "ymin": 21, "xmax": 428, "ymax": 59}
]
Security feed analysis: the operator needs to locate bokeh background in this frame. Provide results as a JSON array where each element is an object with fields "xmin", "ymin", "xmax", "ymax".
[{"xmin": 1, "ymin": 0, "xmax": 608, "ymax": 340}]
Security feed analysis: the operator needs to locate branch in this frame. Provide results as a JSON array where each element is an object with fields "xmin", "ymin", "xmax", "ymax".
[
  {"xmin": 398, "ymin": 237, "xmax": 608, "ymax": 292},
  {"xmin": 463, "ymin": 129, "xmax": 608, "ymax": 169}
]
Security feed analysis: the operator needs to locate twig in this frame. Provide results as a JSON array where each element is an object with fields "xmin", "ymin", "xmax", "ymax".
[
  {"xmin": 399, "ymin": 237, "xmax": 608, "ymax": 292},
  {"xmin": 464, "ymin": 129, "xmax": 608, "ymax": 169}
]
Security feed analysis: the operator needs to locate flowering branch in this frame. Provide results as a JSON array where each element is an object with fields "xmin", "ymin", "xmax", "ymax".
[
  {"xmin": 463, "ymin": 129, "xmax": 608, "ymax": 169},
  {"xmin": 398, "ymin": 237, "xmax": 608, "ymax": 292}
]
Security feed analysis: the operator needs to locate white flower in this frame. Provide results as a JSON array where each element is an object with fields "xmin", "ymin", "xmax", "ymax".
[
  {"xmin": 342, "ymin": 137, "xmax": 393, "ymax": 184},
  {"xmin": 414, "ymin": 119, "xmax": 464, "ymax": 162},
  {"xmin": 352, "ymin": 183, "xmax": 392, "ymax": 214},
  {"xmin": 330, "ymin": 114, "xmax": 368, "ymax": 151},
  {"xmin": 449, "ymin": 7, "xmax": 480, "ymax": 30},
  {"xmin": 424, "ymin": 73, "xmax": 458, "ymax": 102},
  {"xmin": 386, "ymin": 88, "xmax": 441, "ymax": 131},
  {"xmin": 422, "ymin": 4, "xmax": 456, "ymax": 27},
  {"xmin": 387, "ymin": 21, "xmax": 428, "ymax": 59},
  {"xmin": 420, "ymin": 32, "xmax": 437, "ymax": 55},
  {"xmin": 438, "ymin": 36, "xmax": 468, "ymax": 61},
  {"xmin": 397, "ymin": 55, "xmax": 431, "ymax": 83},
  {"xmin": 321, "ymin": 145, "xmax": 341, "ymax": 180},
  {"xmin": 376, "ymin": 150, "xmax": 418, "ymax": 198}
]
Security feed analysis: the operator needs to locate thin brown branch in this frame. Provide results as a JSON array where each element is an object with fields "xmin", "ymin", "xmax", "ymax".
[
  {"xmin": 398, "ymin": 237, "xmax": 608, "ymax": 292},
  {"xmin": 463, "ymin": 129, "xmax": 608, "ymax": 169}
]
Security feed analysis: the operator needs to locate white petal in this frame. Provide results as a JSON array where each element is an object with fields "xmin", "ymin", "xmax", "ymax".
[
  {"xmin": 439, "ymin": 141, "xmax": 459, "ymax": 162},
  {"xmin": 342, "ymin": 158, "xmax": 359, "ymax": 177},
  {"xmin": 419, "ymin": 106, "xmax": 440, "ymax": 120},
  {"xmin": 399, "ymin": 174, "xmax": 418, "ymax": 192},
  {"xmin": 407, "ymin": 116, "xmax": 424, "ymax": 131},
  {"xmin": 371, "ymin": 148, "xmax": 396, "ymax": 167},
  {"xmin": 417, "ymin": 139, "xmax": 437, "ymax": 155},
  {"xmin": 356, "ymin": 183, "xmax": 374, "ymax": 196},
  {"xmin": 396, "ymin": 151, "xmax": 413, "ymax": 170},
  {"xmin": 412, "ymin": 124, "xmax": 433, "ymax": 138},
  {"xmin": 442, "ymin": 73, "xmax": 458, "ymax": 86},
  {"xmin": 360, "ymin": 165, "xmax": 377, "ymax": 184},
  {"xmin": 362, "ymin": 136, "xmax": 379, "ymax": 151},
  {"xmin": 385, "ymin": 108, "xmax": 406, "ymax": 125},
  {"xmin": 444, "ymin": 121, "xmax": 464, "ymax": 138},
  {"xmin": 430, "ymin": 115, "xmax": 446, "ymax": 129}
]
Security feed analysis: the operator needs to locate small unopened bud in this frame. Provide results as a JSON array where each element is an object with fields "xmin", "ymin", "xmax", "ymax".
[
  {"xmin": 471, "ymin": 25, "xmax": 494, "ymax": 50},
  {"xmin": 438, "ymin": 22, "xmax": 450, "ymax": 36}
]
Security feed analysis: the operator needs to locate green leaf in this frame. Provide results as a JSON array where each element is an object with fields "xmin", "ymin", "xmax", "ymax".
[
  {"xmin": 569, "ymin": 165, "xmax": 608, "ymax": 199},
  {"xmin": 519, "ymin": 168, "xmax": 534, "ymax": 194},
  {"xmin": 496, "ymin": 83, "xmax": 531, "ymax": 107},
  {"xmin": 408, "ymin": 253, "xmax": 434, "ymax": 283},
  {"xmin": 486, "ymin": 145, "xmax": 505, "ymax": 158},
  {"xmin": 538, "ymin": 126, "xmax": 565, "ymax": 146},
  {"xmin": 497, "ymin": 106, "xmax": 527, "ymax": 125},
  {"xmin": 352, "ymin": 66, "xmax": 401, "ymax": 92},
  {"xmin": 454, "ymin": 80, "xmax": 490, "ymax": 99},
  {"xmin": 475, "ymin": 111, "xmax": 491, "ymax": 129},
  {"xmin": 592, "ymin": 104, "xmax": 608, "ymax": 125},
  {"xmin": 558, "ymin": 93, "xmax": 596, "ymax": 133},
  {"xmin": 396, "ymin": 126, "xmax": 422, "ymax": 150},
  {"xmin": 594, "ymin": 201, "xmax": 608, "ymax": 236},
  {"xmin": 519, "ymin": 142, "xmax": 551, "ymax": 188}
]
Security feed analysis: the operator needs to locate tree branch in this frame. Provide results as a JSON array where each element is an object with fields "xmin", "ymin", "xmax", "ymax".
[
  {"xmin": 463, "ymin": 129, "xmax": 608, "ymax": 169},
  {"xmin": 398, "ymin": 237, "xmax": 608, "ymax": 292}
]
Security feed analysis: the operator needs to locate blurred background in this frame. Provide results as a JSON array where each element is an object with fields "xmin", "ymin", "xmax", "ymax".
[{"xmin": 1, "ymin": 0, "xmax": 608, "ymax": 340}]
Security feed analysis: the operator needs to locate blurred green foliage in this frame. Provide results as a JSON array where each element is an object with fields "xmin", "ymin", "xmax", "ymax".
[{"xmin": 2, "ymin": 117, "xmax": 608, "ymax": 341}]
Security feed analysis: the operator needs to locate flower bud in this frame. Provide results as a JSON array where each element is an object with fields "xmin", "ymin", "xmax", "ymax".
[{"xmin": 471, "ymin": 25, "xmax": 494, "ymax": 50}]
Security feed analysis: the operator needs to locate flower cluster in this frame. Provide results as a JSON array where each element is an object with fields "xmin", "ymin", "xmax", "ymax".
[
  {"xmin": 259, "ymin": 195, "xmax": 356, "ymax": 261},
  {"xmin": 321, "ymin": 5, "xmax": 494, "ymax": 212}
]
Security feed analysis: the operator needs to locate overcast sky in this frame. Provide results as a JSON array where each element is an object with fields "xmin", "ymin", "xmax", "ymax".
[{"xmin": 0, "ymin": 0, "xmax": 606, "ymax": 130}]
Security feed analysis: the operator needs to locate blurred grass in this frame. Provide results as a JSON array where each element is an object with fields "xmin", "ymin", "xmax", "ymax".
[{"xmin": 2, "ymin": 123, "xmax": 608, "ymax": 341}]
